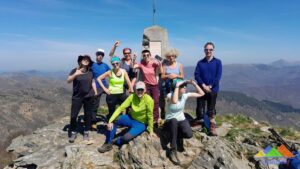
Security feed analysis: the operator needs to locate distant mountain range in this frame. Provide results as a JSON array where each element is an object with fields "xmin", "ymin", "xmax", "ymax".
[{"xmin": 184, "ymin": 59, "xmax": 300, "ymax": 108}]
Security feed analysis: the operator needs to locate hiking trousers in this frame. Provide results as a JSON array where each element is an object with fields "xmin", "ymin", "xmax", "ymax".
[
  {"xmin": 105, "ymin": 114, "xmax": 146, "ymax": 145},
  {"xmin": 196, "ymin": 92, "xmax": 218, "ymax": 119},
  {"xmin": 70, "ymin": 97, "xmax": 93, "ymax": 132},
  {"xmin": 106, "ymin": 93, "xmax": 127, "ymax": 120},
  {"xmin": 166, "ymin": 118, "xmax": 193, "ymax": 149}
]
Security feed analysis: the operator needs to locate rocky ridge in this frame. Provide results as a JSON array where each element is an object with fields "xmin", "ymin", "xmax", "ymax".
[{"xmin": 6, "ymin": 115, "xmax": 300, "ymax": 169}]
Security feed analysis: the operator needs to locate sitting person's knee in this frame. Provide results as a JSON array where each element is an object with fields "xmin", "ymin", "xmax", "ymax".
[{"xmin": 186, "ymin": 131, "xmax": 193, "ymax": 139}]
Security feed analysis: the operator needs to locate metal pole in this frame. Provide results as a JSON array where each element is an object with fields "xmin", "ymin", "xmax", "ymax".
[{"xmin": 153, "ymin": 0, "xmax": 156, "ymax": 25}]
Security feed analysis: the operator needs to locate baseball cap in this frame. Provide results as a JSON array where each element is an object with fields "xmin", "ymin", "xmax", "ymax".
[
  {"xmin": 96, "ymin": 48, "xmax": 105, "ymax": 56},
  {"xmin": 135, "ymin": 81, "xmax": 146, "ymax": 90},
  {"xmin": 111, "ymin": 56, "xmax": 121, "ymax": 64}
]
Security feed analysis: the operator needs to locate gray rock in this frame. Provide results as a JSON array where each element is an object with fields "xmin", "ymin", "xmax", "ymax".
[{"xmin": 5, "ymin": 116, "xmax": 260, "ymax": 169}]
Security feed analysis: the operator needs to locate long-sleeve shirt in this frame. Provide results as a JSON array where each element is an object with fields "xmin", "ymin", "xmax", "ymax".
[
  {"xmin": 108, "ymin": 93, "xmax": 154, "ymax": 133},
  {"xmin": 194, "ymin": 57, "xmax": 222, "ymax": 93}
]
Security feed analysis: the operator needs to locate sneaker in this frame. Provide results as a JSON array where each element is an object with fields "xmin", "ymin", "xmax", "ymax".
[
  {"xmin": 69, "ymin": 132, "xmax": 77, "ymax": 143},
  {"xmin": 168, "ymin": 149, "xmax": 180, "ymax": 165},
  {"xmin": 98, "ymin": 143, "xmax": 113, "ymax": 153},
  {"xmin": 209, "ymin": 119, "xmax": 218, "ymax": 136},
  {"xmin": 83, "ymin": 131, "xmax": 89, "ymax": 141}
]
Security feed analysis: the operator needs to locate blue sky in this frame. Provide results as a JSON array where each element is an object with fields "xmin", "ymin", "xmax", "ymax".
[{"xmin": 0, "ymin": 0, "xmax": 299, "ymax": 71}]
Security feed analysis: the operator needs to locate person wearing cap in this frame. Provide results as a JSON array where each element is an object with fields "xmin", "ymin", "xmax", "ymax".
[
  {"xmin": 97, "ymin": 56, "xmax": 133, "ymax": 120},
  {"xmin": 98, "ymin": 81, "xmax": 156, "ymax": 153},
  {"xmin": 194, "ymin": 42, "xmax": 222, "ymax": 136},
  {"xmin": 133, "ymin": 49, "xmax": 162, "ymax": 124},
  {"xmin": 67, "ymin": 55, "xmax": 95, "ymax": 143},
  {"xmin": 160, "ymin": 48, "xmax": 184, "ymax": 119},
  {"xmin": 109, "ymin": 40, "xmax": 137, "ymax": 86},
  {"xmin": 90, "ymin": 49, "xmax": 111, "ymax": 129},
  {"xmin": 164, "ymin": 78, "xmax": 204, "ymax": 165}
]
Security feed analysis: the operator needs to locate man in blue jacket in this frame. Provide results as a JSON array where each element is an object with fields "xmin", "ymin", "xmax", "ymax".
[{"xmin": 194, "ymin": 42, "xmax": 222, "ymax": 136}]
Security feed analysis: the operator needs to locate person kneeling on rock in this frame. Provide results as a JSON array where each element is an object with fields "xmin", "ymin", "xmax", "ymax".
[
  {"xmin": 98, "ymin": 81, "xmax": 157, "ymax": 153},
  {"xmin": 164, "ymin": 79, "xmax": 205, "ymax": 165}
]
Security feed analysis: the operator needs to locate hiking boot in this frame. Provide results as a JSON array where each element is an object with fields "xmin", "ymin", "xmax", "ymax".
[
  {"xmin": 98, "ymin": 143, "xmax": 113, "ymax": 153},
  {"xmin": 83, "ymin": 131, "xmax": 89, "ymax": 141},
  {"xmin": 168, "ymin": 149, "xmax": 180, "ymax": 165},
  {"xmin": 69, "ymin": 132, "xmax": 77, "ymax": 143},
  {"xmin": 209, "ymin": 119, "xmax": 218, "ymax": 136},
  {"xmin": 91, "ymin": 124, "xmax": 97, "ymax": 131}
]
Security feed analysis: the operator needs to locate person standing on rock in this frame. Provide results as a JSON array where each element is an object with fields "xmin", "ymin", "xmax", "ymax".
[
  {"xmin": 98, "ymin": 81, "xmax": 156, "ymax": 153},
  {"xmin": 133, "ymin": 50, "xmax": 162, "ymax": 125},
  {"xmin": 90, "ymin": 49, "xmax": 111, "ymax": 130},
  {"xmin": 67, "ymin": 55, "xmax": 94, "ymax": 143},
  {"xmin": 194, "ymin": 42, "xmax": 222, "ymax": 136},
  {"xmin": 165, "ymin": 79, "xmax": 205, "ymax": 165},
  {"xmin": 97, "ymin": 56, "xmax": 133, "ymax": 120}
]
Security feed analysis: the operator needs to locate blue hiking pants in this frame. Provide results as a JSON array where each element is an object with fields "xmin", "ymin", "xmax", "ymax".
[{"xmin": 105, "ymin": 114, "xmax": 146, "ymax": 145}]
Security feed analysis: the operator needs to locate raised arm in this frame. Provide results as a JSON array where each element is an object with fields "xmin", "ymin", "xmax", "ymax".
[
  {"xmin": 171, "ymin": 80, "xmax": 185, "ymax": 104},
  {"xmin": 187, "ymin": 79, "xmax": 205, "ymax": 98},
  {"xmin": 109, "ymin": 40, "xmax": 120, "ymax": 57}
]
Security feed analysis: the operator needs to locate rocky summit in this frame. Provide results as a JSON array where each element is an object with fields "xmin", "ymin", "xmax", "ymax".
[{"xmin": 4, "ymin": 115, "xmax": 300, "ymax": 169}]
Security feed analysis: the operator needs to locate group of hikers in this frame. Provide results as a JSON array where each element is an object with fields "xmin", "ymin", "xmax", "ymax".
[{"xmin": 67, "ymin": 41, "xmax": 222, "ymax": 165}]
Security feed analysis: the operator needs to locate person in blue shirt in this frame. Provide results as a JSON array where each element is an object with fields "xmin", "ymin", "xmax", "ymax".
[
  {"xmin": 91, "ymin": 49, "xmax": 110, "ymax": 129},
  {"xmin": 194, "ymin": 42, "xmax": 222, "ymax": 136}
]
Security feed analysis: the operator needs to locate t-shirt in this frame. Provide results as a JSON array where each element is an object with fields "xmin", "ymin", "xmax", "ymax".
[
  {"xmin": 69, "ymin": 68, "xmax": 94, "ymax": 99},
  {"xmin": 91, "ymin": 62, "xmax": 110, "ymax": 89},
  {"xmin": 165, "ymin": 93, "xmax": 190, "ymax": 121},
  {"xmin": 138, "ymin": 60, "xmax": 159, "ymax": 85}
]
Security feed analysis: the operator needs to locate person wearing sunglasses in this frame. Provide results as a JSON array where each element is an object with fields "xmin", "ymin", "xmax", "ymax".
[
  {"xmin": 133, "ymin": 49, "xmax": 162, "ymax": 124},
  {"xmin": 194, "ymin": 42, "xmax": 222, "ymax": 136},
  {"xmin": 164, "ymin": 78, "xmax": 204, "ymax": 165},
  {"xmin": 109, "ymin": 40, "xmax": 137, "ymax": 86},
  {"xmin": 67, "ymin": 55, "xmax": 95, "ymax": 143},
  {"xmin": 97, "ymin": 57, "xmax": 133, "ymax": 120},
  {"xmin": 98, "ymin": 81, "xmax": 156, "ymax": 153},
  {"xmin": 160, "ymin": 48, "xmax": 184, "ymax": 119}
]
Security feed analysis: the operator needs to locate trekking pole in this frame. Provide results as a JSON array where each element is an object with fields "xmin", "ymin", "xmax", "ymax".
[{"xmin": 268, "ymin": 128, "xmax": 294, "ymax": 152}]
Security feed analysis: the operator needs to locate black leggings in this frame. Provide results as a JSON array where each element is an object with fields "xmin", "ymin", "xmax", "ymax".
[
  {"xmin": 166, "ymin": 118, "xmax": 193, "ymax": 149},
  {"xmin": 196, "ymin": 92, "xmax": 218, "ymax": 119},
  {"xmin": 106, "ymin": 93, "xmax": 128, "ymax": 119},
  {"xmin": 70, "ymin": 97, "xmax": 93, "ymax": 132}
]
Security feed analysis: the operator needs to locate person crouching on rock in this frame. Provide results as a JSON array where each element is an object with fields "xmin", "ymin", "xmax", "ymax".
[
  {"xmin": 98, "ymin": 81, "xmax": 157, "ymax": 153},
  {"xmin": 67, "ymin": 55, "xmax": 95, "ymax": 143},
  {"xmin": 165, "ymin": 78, "xmax": 205, "ymax": 165}
]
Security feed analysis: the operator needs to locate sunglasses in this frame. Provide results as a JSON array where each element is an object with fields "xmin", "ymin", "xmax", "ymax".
[
  {"xmin": 112, "ymin": 62, "xmax": 119, "ymax": 66},
  {"xmin": 137, "ymin": 88, "xmax": 144, "ymax": 92},
  {"xmin": 204, "ymin": 49, "xmax": 214, "ymax": 52},
  {"xmin": 123, "ymin": 52, "xmax": 131, "ymax": 55}
]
